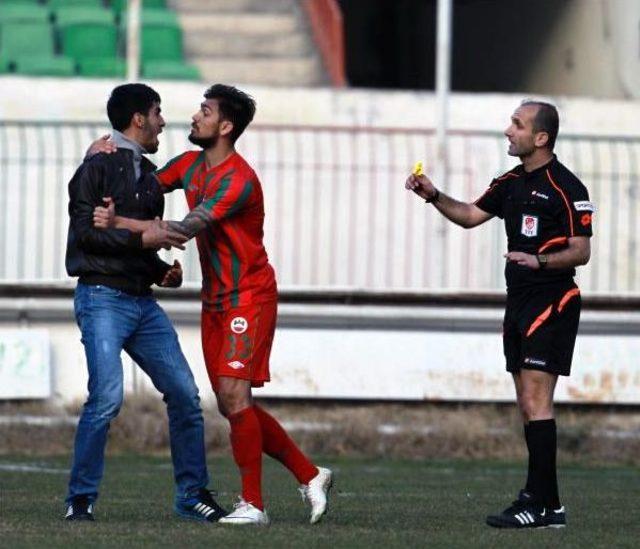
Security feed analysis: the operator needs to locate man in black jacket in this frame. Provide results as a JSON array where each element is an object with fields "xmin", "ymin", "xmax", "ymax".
[{"xmin": 64, "ymin": 84, "xmax": 226, "ymax": 523}]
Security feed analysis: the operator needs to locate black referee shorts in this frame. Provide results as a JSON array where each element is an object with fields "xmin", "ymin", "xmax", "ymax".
[{"xmin": 503, "ymin": 281, "xmax": 581, "ymax": 377}]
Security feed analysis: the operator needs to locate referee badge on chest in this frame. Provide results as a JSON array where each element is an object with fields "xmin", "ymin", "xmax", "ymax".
[{"xmin": 521, "ymin": 214, "xmax": 539, "ymax": 237}]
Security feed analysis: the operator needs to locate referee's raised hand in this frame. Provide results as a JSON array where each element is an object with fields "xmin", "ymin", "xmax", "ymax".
[{"xmin": 405, "ymin": 172, "xmax": 439, "ymax": 202}]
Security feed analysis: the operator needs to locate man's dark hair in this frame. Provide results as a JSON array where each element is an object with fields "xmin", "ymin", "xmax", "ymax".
[
  {"xmin": 107, "ymin": 83, "xmax": 161, "ymax": 132},
  {"xmin": 204, "ymin": 84, "xmax": 256, "ymax": 143},
  {"xmin": 521, "ymin": 100, "xmax": 559, "ymax": 150}
]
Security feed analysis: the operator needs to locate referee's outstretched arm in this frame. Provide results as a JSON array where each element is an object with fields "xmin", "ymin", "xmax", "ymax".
[{"xmin": 405, "ymin": 172, "xmax": 493, "ymax": 229}]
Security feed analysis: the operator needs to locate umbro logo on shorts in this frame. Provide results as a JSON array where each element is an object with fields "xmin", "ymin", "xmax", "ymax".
[{"xmin": 228, "ymin": 361, "xmax": 245, "ymax": 370}]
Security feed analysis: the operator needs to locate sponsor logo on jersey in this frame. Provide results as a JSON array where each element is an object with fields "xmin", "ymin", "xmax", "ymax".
[
  {"xmin": 531, "ymin": 190, "xmax": 549, "ymax": 200},
  {"xmin": 580, "ymin": 213, "xmax": 592, "ymax": 227},
  {"xmin": 227, "ymin": 361, "xmax": 245, "ymax": 370},
  {"xmin": 524, "ymin": 357, "xmax": 547, "ymax": 367},
  {"xmin": 573, "ymin": 200, "xmax": 594, "ymax": 212},
  {"xmin": 521, "ymin": 214, "xmax": 539, "ymax": 237},
  {"xmin": 230, "ymin": 317, "xmax": 248, "ymax": 334}
]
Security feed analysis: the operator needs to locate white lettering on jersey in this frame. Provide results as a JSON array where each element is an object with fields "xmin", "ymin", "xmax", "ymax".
[
  {"xmin": 573, "ymin": 201, "xmax": 594, "ymax": 212},
  {"xmin": 531, "ymin": 190, "xmax": 549, "ymax": 200},
  {"xmin": 521, "ymin": 214, "xmax": 539, "ymax": 237}
]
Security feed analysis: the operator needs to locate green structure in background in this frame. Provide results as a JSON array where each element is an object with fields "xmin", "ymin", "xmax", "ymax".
[{"xmin": 0, "ymin": 0, "xmax": 199, "ymax": 80}]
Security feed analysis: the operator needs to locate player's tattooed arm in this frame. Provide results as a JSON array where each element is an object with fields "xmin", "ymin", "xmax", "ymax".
[{"xmin": 165, "ymin": 203, "xmax": 212, "ymax": 239}]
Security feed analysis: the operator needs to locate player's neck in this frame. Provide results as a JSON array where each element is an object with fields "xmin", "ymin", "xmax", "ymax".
[
  {"xmin": 521, "ymin": 149, "xmax": 554, "ymax": 173},
  {"xmin": 203, "ymin": 143, "xmax": 235, "ymax": 170}
]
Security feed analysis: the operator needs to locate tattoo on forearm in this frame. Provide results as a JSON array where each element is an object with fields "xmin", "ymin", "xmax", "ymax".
[{"xmin": 167, "ymin": 204, "xmax": 211, "ymax": 238}]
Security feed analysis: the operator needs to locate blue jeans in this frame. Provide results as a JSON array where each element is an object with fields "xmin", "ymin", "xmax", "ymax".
[{"xmin": 66, "ymin": 283, "xmax": 209, "ymax": 506}]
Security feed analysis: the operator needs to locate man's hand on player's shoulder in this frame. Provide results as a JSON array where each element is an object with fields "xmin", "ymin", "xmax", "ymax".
[{"xmin": 86, "ymin": 134, "xmax": 117, "ymax": 158}]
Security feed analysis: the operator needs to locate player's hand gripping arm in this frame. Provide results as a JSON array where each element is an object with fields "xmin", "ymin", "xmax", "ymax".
[
  {"xmin": 93, "ymin": 197, "xmax": 187, "ymax": 250},
  {"xmin": 405, "ymin": 173, "xmax": 493, "ymax": 228},
  {"xmin": 505, "ymin": 236, "xmax": 591, "ymax": 270},
  {"xmin": 95, "ymin": 200, "xmax": 215, "ymax": 241}
]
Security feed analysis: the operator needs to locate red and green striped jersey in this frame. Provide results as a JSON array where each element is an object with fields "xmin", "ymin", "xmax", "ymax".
[{"xmin": 156, "ymin": 151, "xmax": 277, "ymax": 311}]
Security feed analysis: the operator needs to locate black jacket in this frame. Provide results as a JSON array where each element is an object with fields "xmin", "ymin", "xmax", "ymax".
[{"xmin": 65, "ymin": 149, "xmax": 171, "ymax": 295}]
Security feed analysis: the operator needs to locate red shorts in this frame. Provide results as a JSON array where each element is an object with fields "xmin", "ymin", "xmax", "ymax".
[{"xmin": 201, "ymin": 301, "xmax": 277, "ymax": 390}]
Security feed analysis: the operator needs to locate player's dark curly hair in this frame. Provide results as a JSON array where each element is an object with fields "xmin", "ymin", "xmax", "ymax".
[
  {"xmin": 521, "ymin": 100, "xmax": 559, "ymax": 151},
  {"xmin": 107, "ymin": 84, "xmax": 161, "ymax": 132},
  {"xmin": 204, "ymin": 84, "xmax": 256, "ymax": 143}
]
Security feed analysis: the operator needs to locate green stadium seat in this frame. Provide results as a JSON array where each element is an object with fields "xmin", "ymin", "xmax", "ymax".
[
  {"xmin": 0, "ymin": 22, "xmax": 54, "ymax": 58},
  {"xmin": 0, "ymin": 56, "xmax": 11, "ymax": 73},
  {"xmin": 0, "ymin": 3, "xmax": 50, "ymax": 23},
  {"xmin": 14, "ymin": 55, "xmax": 76, "ymax": 76},
  {"xmin": 48, "ymin": 0, "xmax": 105, "ymax": 8},
  {"xmin": 78, "ymin": 56, "xmax": 126, "ymax": 77},
  {"xmin": 60, "ymin": 23, "xmax": 118, "ymax": 59},
  {"xmin": 143, "ymin": 60, "xmax": 200, "ymax": 80},
  {"xmin": 112, "ymin": 0, "xmax": 166, "ymax": 13},
  {"xmin": 119, "ymin": 8, "xmax": 179, "ymax": 27},
  {"xmin": 141, "ymin": 25, "xmax": 183, "ymax": 62},
  {"xmin": 54, "ymin": 6, "xmax": 115, "ymax": 27}
]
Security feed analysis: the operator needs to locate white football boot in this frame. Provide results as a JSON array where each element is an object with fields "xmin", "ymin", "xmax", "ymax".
[
  {"xmin": 218, "ymin": 497, "xmax": 270, "ymax": 526},
  {"xmin": 299, "ymin": 467, "xmax": 333, "ymax": 524}
]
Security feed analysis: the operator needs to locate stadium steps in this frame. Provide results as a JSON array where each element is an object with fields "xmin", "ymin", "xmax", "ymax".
[
  {"xmin": 172, "ymin": 0, "xmax": 294, "ymax": 14},
  {"xmin": 168, "ymin": 0, "xmax": 326, "ymax": 86}
]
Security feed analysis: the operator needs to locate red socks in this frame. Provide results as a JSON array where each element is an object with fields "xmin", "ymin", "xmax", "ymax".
[
  {"xmin": 228, "ymin": 407, "xmax": 263, "ymax": 510},
  {"xmin": 254, "ymin": 405, "xmax": 318, "ymax": 485},
  {"xmin": 227, "ymin": 405, "xmax": 319, "ymax": 511}
]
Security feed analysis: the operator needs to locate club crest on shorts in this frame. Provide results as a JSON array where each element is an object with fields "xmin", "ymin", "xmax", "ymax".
[
  {"xmin": 521, "ymin": 214, "xmax": 538, "ymax": 237},
  {"xmin": 230, "ymin": 317, "xmax": 248, "ymax": 334},
  {"xmin": 227, "ymin": 361, "xmax": 245, "ymax": 370}
]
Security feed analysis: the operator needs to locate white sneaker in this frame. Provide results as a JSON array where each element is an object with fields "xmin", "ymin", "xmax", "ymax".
[
  {"xmin": 299, "ymin": 467, "xmax": 333, "ymax": 524},
  {"xmin": 219, "ymin": 497, "xmax": 270, "ymax": 526}
]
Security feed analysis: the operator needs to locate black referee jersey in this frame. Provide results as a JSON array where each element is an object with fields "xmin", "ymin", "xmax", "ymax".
[{"xmin": 475, "ymin": 155, "xmax": 593, "ymax": 292}]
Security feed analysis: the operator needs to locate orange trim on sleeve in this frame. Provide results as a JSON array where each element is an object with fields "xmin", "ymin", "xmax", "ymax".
[
  {"xmin": 557, "ymin": 288, "xmax": 580, "ymax": 313},
  {"xmin": 546, "ymin": 169, "xmax": 574, "ymax": 236},
  {"xmin": 497, "ymin": 172, "xmax": 519, "ymax": 181},
  {"xmin": 538, "ymin": 236, "xmax": 568, "ymax": 253},
  {"xmin": 526, "ymin": 305, "xmax": 553, "ymax": 337}
]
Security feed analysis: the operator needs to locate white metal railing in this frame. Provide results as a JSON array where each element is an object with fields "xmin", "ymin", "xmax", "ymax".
[{"xmin": 0, "ymin": 121, "xmax": 638, "ymax": 295}]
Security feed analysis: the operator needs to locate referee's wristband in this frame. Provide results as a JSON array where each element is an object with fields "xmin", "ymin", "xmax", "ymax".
[{"xmin": 425, "ymin": 188, "xmax": 440, "ymax": 204}]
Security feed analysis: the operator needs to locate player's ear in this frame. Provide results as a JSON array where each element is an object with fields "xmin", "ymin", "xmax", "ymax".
[{"xmin": 220, "ymin": 119, "xmax": 234, "ymax": 138}]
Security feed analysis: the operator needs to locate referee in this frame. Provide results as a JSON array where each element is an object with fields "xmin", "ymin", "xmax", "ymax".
[{"xmin": 406, "ymin": 100, "xmax": 593, "ymax": 529}]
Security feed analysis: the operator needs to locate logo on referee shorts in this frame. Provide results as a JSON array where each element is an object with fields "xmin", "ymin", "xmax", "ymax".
[
  {"xmin": 524, "ymin": 357, "xmax": 547, "ymax": 367},
  {"xmin": 230, "ymin": 317, "xmax": 248, "ymax": 334},
  {"xmin": 227, "ymin": 361, "xmax": 245, "ymax": 370},
  {"xmin": 521, "ymin": 214, "xmax": 538, "ymax": 237}
]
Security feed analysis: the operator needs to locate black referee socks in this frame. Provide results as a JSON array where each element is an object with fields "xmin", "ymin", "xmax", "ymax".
[{"xmin": 526, "ymin": 419, "xmax": 561, "ymax": 510}]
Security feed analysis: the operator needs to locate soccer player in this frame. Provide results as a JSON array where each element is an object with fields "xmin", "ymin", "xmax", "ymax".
[
  {"xmin": 406, "ymin": 101, "xmax": 593, "ymax": 529},
  {"xmin": 92, "ymin": 84, "xmax": 333, "ymax": 526},
  {"xmin": 65, "ymin": 84, "xmax": 226, "ymax": 522}
]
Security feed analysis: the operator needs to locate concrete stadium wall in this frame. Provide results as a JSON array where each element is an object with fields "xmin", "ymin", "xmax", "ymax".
[
  {"xmin": 1, "ymin": 290, "xmax": 639, "ymax": 405},
  {"xmin": 2, "ymin": 76, "xmax": 640, "ymax": 134}
]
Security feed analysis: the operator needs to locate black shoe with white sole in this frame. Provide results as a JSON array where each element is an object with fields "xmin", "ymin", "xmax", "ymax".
[
  {"xmin": 174, "ymin": 489, "xmax": 228, "ymax": 522},
  {"xmin": 486, "ymin": 490, "xmax": 566, "ymax": 529},
  {"xmin": 65, "ymin": 495, "xmax": 95, "ymax": 521},
  {"xmin": 544, "ymin": 505, "xmax": 567, "ymax": 528}
]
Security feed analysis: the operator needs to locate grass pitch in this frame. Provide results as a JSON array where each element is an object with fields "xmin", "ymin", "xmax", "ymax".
[{"xmin": 0, "ymin": 455, "xmax": 638, "ymax": 548}]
